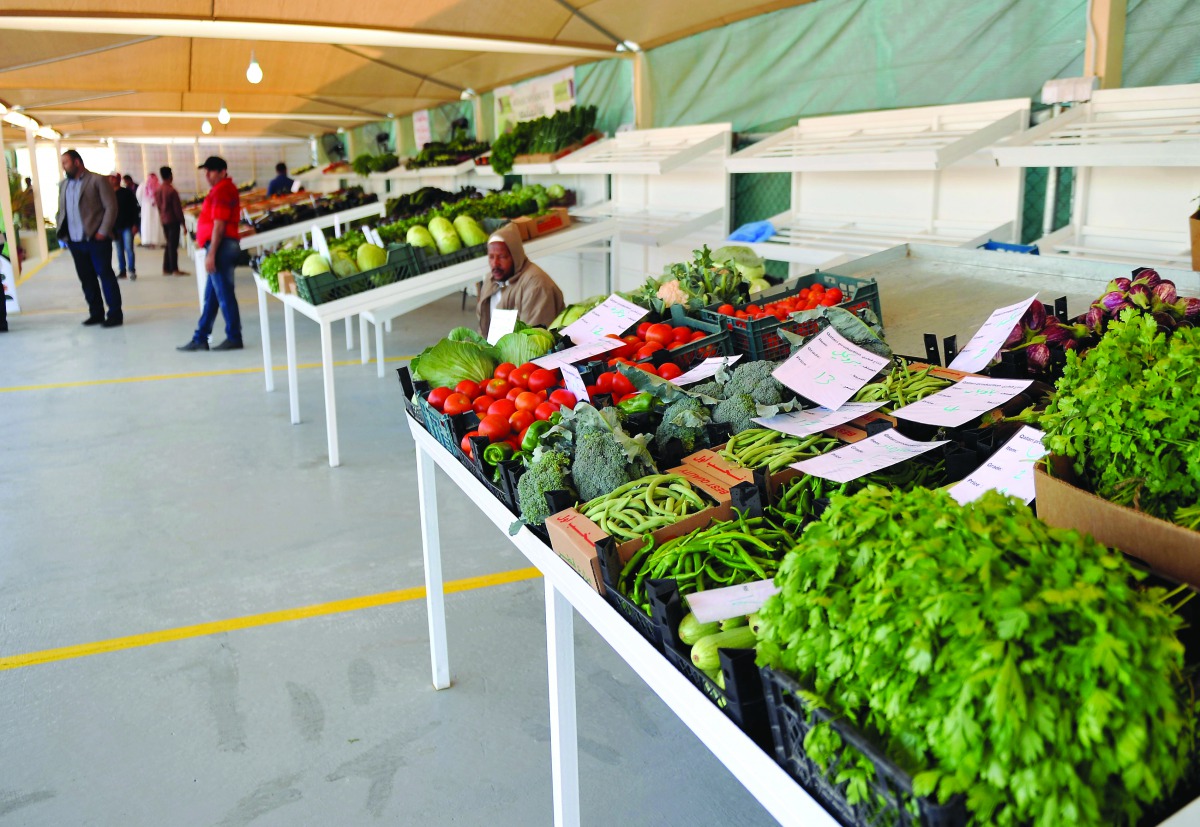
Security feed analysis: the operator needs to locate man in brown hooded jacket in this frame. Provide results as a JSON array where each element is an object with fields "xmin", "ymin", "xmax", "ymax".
[{"xmin": 477, "ymin": 223, "xmax": 565, "ymax": 335}]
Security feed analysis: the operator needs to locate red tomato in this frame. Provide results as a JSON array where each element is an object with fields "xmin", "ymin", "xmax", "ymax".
[
  {"xmin": 487, "ymin": 398, "xmax": 518, "ymax": 419},
  {"xmin": 635, "ymin": 363, "xmax": 658, "ymax": 375},
  {"xmin": 442, "ymin": 393, "xmax": 472, "ymax": 416},
  {"xmin": 517, "ymin": 425, "xmax": 530, "ymax": 447},
  {"xmin": 534, "ymin": 401, "xmax": 559, "ymax": 422},
  {"xmin": 596, "ymin": 372, "xmax": 616, "ymax": 394},
  {"xmin": 506, "ymin": 387, "xmax": 524, "ymax": 402},
  {"xmin": 527, "ymin": 368, "xmax": 557, "ymax": 393},
  {"xmin": 667, "ymin": 341, "xmax": 683, "ymax": 350},
  {"xmin": 517, "ymin": 362, "xmax": 540, "ymax": 376},
  {"xmin": 585, "ymin": 384, "xmax": 600, "ymax": 399},
  {"xmin": 494, "ymin": 362, "xmax": 516, "ymax": 381},
  {"xmin": 735, "ymin": 310, "xmax": 748, "ymax": 319},
  {"xmin": 478, "ymin": 414, "xmax": 511, "ymax": 442},
  {"xmin": 515, "ymin": 391, "xmax": 541, "ymax": 413},
  {"xmin": 745, "ymin": 304, "xmax": 761, "ymax": 314},
  {"xmin": 717, "ymin": 303, "xmax": 735, "ymax": 316},
  {"xmin": 820, "ymin": 294, "xmax": 839, "ymax": 307},
  {"xmin": 485, "ymin": 378, "xmax": 512, "ymax": 398},
  {"xmin": 645, "ymin": 323, "xmax": 674, "ymax": 346},
  {"xmin": 798, "ymin": 288, "xmax": 811, "ymax": 300},
  {"xmin": 635, "ymin": 342, "xmax": 663, "ymax": 360},
  {"xmin": 689, "ymin": 330, "xmax": 707, "ymax": 342},
  {"xmin": 427, "ymin": 386, "xmax": 453, "ymax": 412},
  {"xmin": 810, "ymin": 283, "xmax": 825, "ymax": 294},
  {"xmin": 549, "ymin": 389, "xmax": 577, "ymax": 408},
  {"xmin": 472, "ymin": 395, "xmax": 493, "ymax": 416},
  {"xmin": 509, "ymin": 410, "xmax": 535, "ymax": 433},
  {"xmin": 506, "ymin": 435, "xmax": 522, "ymax": 452},
  {"xmin": 460, "ymin": 430, "xmax": 480, "ymax": 458},
  {"xmin": 658, "ymin": 363, "xmax": 683, "ymax": 381},
  {"xmin": 455, "ymin": 380, "xmax": 481, "ymax": 399},
  {"xmin": 508, "ymin": 369, "xmax": 531, "ymax": 389},
  {"xmin": 672, "ymin": 326, "xmax": 692, "ymax": 344},
  {"xmin": 612, "ymin": 373, "xmax": 635, "ymax": 395},
  {"xmin": 607, "ymin": 356, "xmax": 634, "ymax": 367},
  {"xmin": 610, "ymin": 393, "xmax": 625, "ymax": 405},
  {"xmin": 537, "ymin": 389, "xmax": 549, "ymax": 401},
  {"xmin": 825, "ymin": 288, "xmax": 844, "ymax": 303},
  {"xmin": 636, "ymin": 321, "xmax": 653, "ymax": 338}
]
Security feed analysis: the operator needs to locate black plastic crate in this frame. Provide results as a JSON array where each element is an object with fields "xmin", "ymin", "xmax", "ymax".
[
  {"xmin": 412, "ymin": 242, "xmax": 488, "ymax": 274},
  {"xmin": 761, "ymin": 666, "xmax": 967, "ymax": 827},
  {"xmin": 396, "ymin": 365, "xmax": 427, "ymax": 425},
  {"xmin": 294, "ymin": 243, "xmax": 423, "ymax": 305},
  {"xmin": 415, "ymin": 391, "xmax": 479, "ymax": 455},
  {"xmin": 463, "ymin": 435, "xmax": 519, "ymax": 516},
  {"xmin": 596, "ymin": 535, "xmax": 663, "ymax": 651},
  {"xmin": 700, "ymin": 272, "xmax": 882, "ymax": 361}
]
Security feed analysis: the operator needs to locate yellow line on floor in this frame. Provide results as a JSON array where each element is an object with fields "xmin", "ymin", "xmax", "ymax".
[
  {"xmin": 0, "ymin": 355, "xmax": 418, "ymax": 393},
  {"xmin": 0, "ymin": 567, "xmax": 543, "ymax": 671},
  {"xmin": 22, "ymin": 301, "xmax": 197, "ymax": 316},
  {"xmin": 14, "ymin": 249, "xmax": 61, "ymax": 286}
]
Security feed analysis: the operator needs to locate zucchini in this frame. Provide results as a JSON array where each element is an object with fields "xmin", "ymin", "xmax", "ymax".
[
  {"xmin": 690, "ymin": 626, "xmax": 757, "ymax": 673},
  {"xmin": 749, "ymin": 611, "xmax": 762, "ymax": 636},
  {"xmin": 678, "ymin": 612, "xmax": 721, "ymax": 646},
  {"xmin": 720, "ymin": 615, "xmax": 749, "ymax": 631}
]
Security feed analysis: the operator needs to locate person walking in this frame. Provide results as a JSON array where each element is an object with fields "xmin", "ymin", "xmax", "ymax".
[
  {"xmin": 156, "ymin": 166, "xmax": 186, "ymax": 276},
  {"xmin": 178, "ymin": 156, "xmax": 242, "ymax": 351},
  {"xmin": 122, "ymin": 174, "xmax": 138, "ymax": 197},
  {"xmin": 267, "ymin": 162, "xmax": 294, "ymax": 197},
  {"xmin": 139, "ymin": 172, "xmax": 165, "ymax": 249},
  {"xmin": 109, "ymin": 173, "xmax": 139, "ymax": 280},
  {"xmin": 56, "ymin": 150, "xmax": 122, "ymax": 327}
]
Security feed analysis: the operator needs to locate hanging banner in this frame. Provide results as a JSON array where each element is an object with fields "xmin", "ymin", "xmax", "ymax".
[
  {"xmin": 412, "ymin": 110, "xmax": 433, "ymax": 149},
  {"xmin": 493, "ymin": 67, "xmax": 576, "ymax": 138}
]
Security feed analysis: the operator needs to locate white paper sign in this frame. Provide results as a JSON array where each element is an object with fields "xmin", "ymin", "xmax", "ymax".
[
  {"xmin": 532, "ymin": 338, "xmax": 624, "ymax": 369},
  {"xmin": 791, "ymin": 430, "xmax": 947, "ymax": 484},
  {"xmin": 950, "ymin": 426, "xmax": 1048, "ymax": 505},
  {"xmin": 673, "ymin": 355, "xmax": 743, "ymax": 387},
  {"xmin": 560, "ymin": 364, "xmax": 590, "ymax": 403},
  {"xmin": 753, "ymin": 401, "xmax": 887, "ymax": 438},
  {"xmin": 560, "ymin": 294, "xmax": 648, "ymax": 343},
  {"xmin": 892, "ymin": 376, "xmax": 1032, "ymax": 428},
  {"xmin": 948, "ymin": 295, "xmax": 1039, "ymax": 373},
  {"xmin": 413, "ymin": 109, "xmax": 432, "ymax": 149},
  {"xmin": 310, "ymin": 227, "xmax": 331, "ymax": 263},
  {"xmin": 362, "ymin": 226, "xmax": 384, "ymax": 247},
  {"xmin": 686, "ymin": 579, "xmax": 780, "ymax": 624},
  {"xmin": 772, "ymin": 327, "xmax": 891, "ymax": 411},
  {"xmin": 486, "ymin": 309, "xmax": 519, "ymax": 345}
]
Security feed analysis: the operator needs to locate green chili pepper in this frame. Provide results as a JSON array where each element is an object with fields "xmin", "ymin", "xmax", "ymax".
[
  {"xmin": 482, "ymin": 442, "xmax": 513, "ymax": 467},
  {"xmin": 617, "ymin": 392, "xmax": 656, "ymax": 414},
  {"xmin": 521, "ymin": 420, "xmax": 552, "ymax": 452}
]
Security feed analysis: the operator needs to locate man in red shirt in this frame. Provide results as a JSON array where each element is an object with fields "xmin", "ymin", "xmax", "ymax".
[{"xmin": 178, "ymin": 156, "xmax": 243, "ymax": 351}]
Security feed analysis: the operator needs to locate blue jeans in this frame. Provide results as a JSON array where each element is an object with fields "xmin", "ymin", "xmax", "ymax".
[
  {"xmin": 67, "ymin": 239, "xmax": 122, "ymax": 321},
  {"xmin": 193, "ymin": 238, "xmax": 242, "ymax": 344},
  {"xmin": 113, "ymin": 226, "xmax": 135, "ymax": 274}
]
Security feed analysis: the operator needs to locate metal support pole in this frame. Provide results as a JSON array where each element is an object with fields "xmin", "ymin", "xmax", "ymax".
[{"xmin": 24, "ymin": 128, "xmax": 48, "ymax": 262}]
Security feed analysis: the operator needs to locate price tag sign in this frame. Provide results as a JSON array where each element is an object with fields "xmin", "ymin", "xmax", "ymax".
[
  {"xmin": 948, "ymin": 295, "xmax": 1039, "ymax": 373},
  {"xmin": 891, "ymin": 376, "xmax": 1032, "ymax": 428},
  {"xmin": 772, "ymin": 327, "xmax": 891, "ymax": 410},
  {"xmin": 672, "ymin": 355, "xmax": 743, "ymax": 387},
  {"xmin": 753, "ymin": 401, "xmax": 887, "ymax": 438},
  {"xmin": 532, "ymin": 338, "xmax": 624, "ymax": 370},
  {"xmin": 362, "ymin": 225, "xmax": 384, "ymax": 247},
  {"xmin": 560, "ymin": 295, "xmax": 648, "ymax": 343},
  {"xmin": 560, "ymin": 364, "xmax": 590, "ymax": 402},
  {"xmin": 791, "ymin": 430, "xmax": 947, "ymax": 484},
  {"xmin": 310, "ymin": 227, "xmax": 332, "ymax": 263},
  {"xmin": 686, "ymin": 579, "xmax": 780, "ymax": 624},
  {"xmin": 950, "ymin": 426, "xmax": 1048, "ymax": 505},
  {"xmin": 486, "ymin": 308, "xmax": 519, "ymax": 345}
]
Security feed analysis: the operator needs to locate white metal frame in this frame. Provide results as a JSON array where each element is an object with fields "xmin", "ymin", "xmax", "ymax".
[{"xmin": 720, "ymin": 101, "xmax": 1030, "ymax": 268}]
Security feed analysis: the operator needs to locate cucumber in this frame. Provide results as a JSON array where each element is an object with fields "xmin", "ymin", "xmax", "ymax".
[
  {"xmin": 720, "ymin": 615, "xmax": 749, "ymax": 631},
  {"xmin": 749, "ymin": 611, "xmax": 762, "ymax": 636},
  {"xmin": 690, "ymin": 626, "xmax": 757, "ymax": 673},
  {"xmin": 678, "ymin": 612, "xmax": 721, "ymax": 646}
]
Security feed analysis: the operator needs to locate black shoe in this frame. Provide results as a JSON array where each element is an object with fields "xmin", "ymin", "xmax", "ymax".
[
  {"xmin": 130, "ymin": 272, "xmax": 137, "ymax": 281},
  {"xmin": 117, "ymin": 271, "xmax": 127, "ymax": 279},
  {"xmin": 82, "ymin": 316, "xmax": 104, "ymax": 326},
  {"xmin": 212, "ymin": 339, "xmax": 244, "ymax": 351},
  {"xmin": 101, "ymin": 317, "xmax": 123, "ymax": 328},
  {"xmin": 177, "ymin": 340, "xmax": 209, "ymax": 351}
]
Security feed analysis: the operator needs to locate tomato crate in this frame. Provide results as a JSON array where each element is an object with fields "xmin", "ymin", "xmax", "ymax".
[
  {"xmin": 634, "ymin": 307, "xmax": 734, "ymax": 372},
  {"xmin": 699, "ymin": 273, "xmax": 881, "ymax": 361},
  {"xmin": 415, "ymin": 391, "xmax": 479, "ymax": 455},
  {"xmin": 760, "ymin": 666, "xmax": 967, "ymax": 827},
  {"xmin": 294, "ymin": 243, "xmax": 423, "ymax": 305}
]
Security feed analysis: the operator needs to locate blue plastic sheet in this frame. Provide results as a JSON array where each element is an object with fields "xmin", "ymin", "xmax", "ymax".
[{"xmin": 728, "ymin": 220, "xmax": 776, "ymax": 243}]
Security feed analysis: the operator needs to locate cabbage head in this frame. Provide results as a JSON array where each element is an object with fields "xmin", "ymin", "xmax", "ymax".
[
  {"xmin": 410, "ymin": 338, "xmax": 496, "ymax": 388},
  {"xmin": 495, "ymin": 328, "xmax": 555, "ymax": 365},
  {"xmin": 713, "ymin": 245, "xmax": 766, "ymax": 283}
]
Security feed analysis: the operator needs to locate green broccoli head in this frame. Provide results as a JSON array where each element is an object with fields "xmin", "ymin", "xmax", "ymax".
[
  {"xmin": 655, "ymin": 396, "xmax": 711, "ymax": 454},
  {"xmin": 517, "ymin": 450, "xmax": 574, "ymax": 526},
  {"xmin": 688, "ymin": 380, "xmax": 725, "ymax": 400},
  {"xmin": 713, "ymin": 393, "xmax": 760, "ymax": 435},
  {"xmin": 572, "ymin": 430, "xmax": 633, "ymax": 503},
  {"xmin": 725, "ymin": 360, "xmax": 785, "ymax": 406}
]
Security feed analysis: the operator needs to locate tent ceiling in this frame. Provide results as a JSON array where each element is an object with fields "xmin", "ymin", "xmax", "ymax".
[{"xmin": 0, "ymin": 1, "xmax": 812, "ymax": 140}]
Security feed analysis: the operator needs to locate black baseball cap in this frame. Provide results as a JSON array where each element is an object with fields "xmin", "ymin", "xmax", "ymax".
[{"xmin": 197, "ymin": 156, "xmax": 227, "ymax": 171}]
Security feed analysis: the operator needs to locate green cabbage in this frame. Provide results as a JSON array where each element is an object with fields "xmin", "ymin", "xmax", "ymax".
[
  {"xmin": 448, "ymin": 326, "xmax": 489, "ymax": 346},
  {"xmin": 495, "ymin": 328, "xmax": 555, "ymax": 365},
  {"xmin": 410, "ymin": 338, "xmax": 496, "ymax": 388},
  {"xmin": 713, "ymin": 245, "xmax": 766, "ymax": 283}
]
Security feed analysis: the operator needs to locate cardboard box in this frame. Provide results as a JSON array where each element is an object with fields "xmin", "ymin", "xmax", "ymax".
[
  {"xmin": 546, "ymin": 501, "xmax": 736, "ymax": 595},
  {"xmin": 528, "ymin": 208, "xmax": 571, "ymax": 239},
  {"xmin": 667, "ymin": 463, "xmax": 735, "ymax": 503},
  {"xmin": 279, "ymin": 272, "xmax": 297, "ymax": 295},
  {"xmin": 1191, "ymin": 210, "xmax": 1200, "ymax": 272},
  {"xmin": 1035, "ymin": 455, "xmax": 1200, "ymax": 588},
  {"xmin": 511, "ymin": 216, "xmax": 534, "ymax": 241}
]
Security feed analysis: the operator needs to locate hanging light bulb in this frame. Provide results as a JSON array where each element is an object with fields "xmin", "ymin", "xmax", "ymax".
[
  {"xmin": 217, "ymin": 102, "xmax": 231, "ymax": 125},
  {"xmin": 201, "ymin": 119, "xmax": 213, "ymax": 134},
  {"xmin": 246, "ymin": 50, "xmax": 263, "ymax": 84}
]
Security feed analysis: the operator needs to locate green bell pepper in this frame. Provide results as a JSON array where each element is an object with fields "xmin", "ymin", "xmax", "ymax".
[
  {"xmin": 617, "ymin": 392, "xmax": 656, "ymax": 414},
  {"xmin": 482, "ymin": 442, "xmax": 514, "ymax": 467},
  {"xmin": 521, "ymin": 420, "xmax": 553, "ymax": 453}
]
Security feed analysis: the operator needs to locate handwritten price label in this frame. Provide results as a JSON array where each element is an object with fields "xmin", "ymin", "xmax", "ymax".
[
  {"xmin": 772, "ymin": 327, "xmax": 891, "ymax": 411},
  {"xmin": 948, "ymin": 294, "xmax": 1039, "ymax": 373},
  {"xmin": 753, "ymin": 401, "xmax": 886, "ymax": 438},
  {"xmin": 950, "ymin": 426, "xmax": 1048, "ymax": 505},
  {"xmin": 686, "ymin": 579, "xmax": 781, "ymax": 624},
  {"xmin": 891, "ymin": 376, "xmax": 1032, "ymax": 428},
  {"xmin": 672, "ymin": 355, "xmax": 743, "ymax": 386},
  {"xmin": 560, "ymin": 294, "xmax": 648, "ymax": 343},
  {"xmin": 790, "ymin": 429, "xmax": 947, "ymax": 483}
]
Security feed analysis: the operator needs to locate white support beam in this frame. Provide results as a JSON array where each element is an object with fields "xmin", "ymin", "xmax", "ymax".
[
  {"xmin": 0, "ymin": 125, "xmax": 22, "ymax": 285},
  {"xmin": 31, "ymin": 109, "xmax": 376, "ymax": 122},
  {"xmin": 24, "ymin": 128, "xmax": 48, "ymax": 263},
  {"xmin": 1084, "ymin": 0, "xmax": 1127, "ymax": 90}
]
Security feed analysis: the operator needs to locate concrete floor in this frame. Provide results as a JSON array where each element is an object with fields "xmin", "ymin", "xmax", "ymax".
[{"xmin": 0, "ymin": 245, "xmax": 1119, "ymax": 826}]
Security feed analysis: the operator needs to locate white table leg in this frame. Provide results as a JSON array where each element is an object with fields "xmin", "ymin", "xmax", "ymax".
[
  {"xmin": 320, "ymin": 322, "xmax": 340, "ymax": 468},
  {"xmin": 546, "ymin": 581, "xmax": 580, "ymax": 827},
  {"xmin": 345, "ymin": 315, "xmax": 355, "ymax": 351},
  {"xmin": 375, "ymin": 320, "xmax": 386, "ymax": 379},
  {"xmin": 256, "ymin": 284, "xmax": 274, "ymax": 393},
  {"xmin": 284, "ymin": 304, "xmax": 300, "ymax": 425},
  {"xmin": 360, "ymin": 316, "xmax": 370, "ymax": 365},
  {"xmin": 416, "ymin": 443, "xmax": 450, "ymax": 689}
]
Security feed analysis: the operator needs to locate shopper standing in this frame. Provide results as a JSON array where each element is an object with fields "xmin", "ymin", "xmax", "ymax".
[
  {"xmin": 156, "ymin": 166, "xmax": 186, "ymax": 276},
  {"xmin": 178, "ymin": 156, "xmax": 242, "ymax": 351},
  {"xmin": 56, "ymin": 150, "xmax": 122, "ymax": 327},
  {"xmin": 139, "ymin": 172, "xmax": 165, "ymax": 249},
  {"xmin": 109, "ymin": 173, "xmax": 139, "ymax": 280},
  {"xmin": 267, "ymin": 162, "xmax": 294, "ymax": 197},
  {"xmin": 122, "ymin": 174, "xmax": 138, "ymax": 197}
]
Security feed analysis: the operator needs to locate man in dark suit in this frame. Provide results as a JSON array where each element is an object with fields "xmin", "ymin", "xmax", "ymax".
[{"xmin": 56, "ymin": 150, "xmax": 122, "ymax": 327}]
